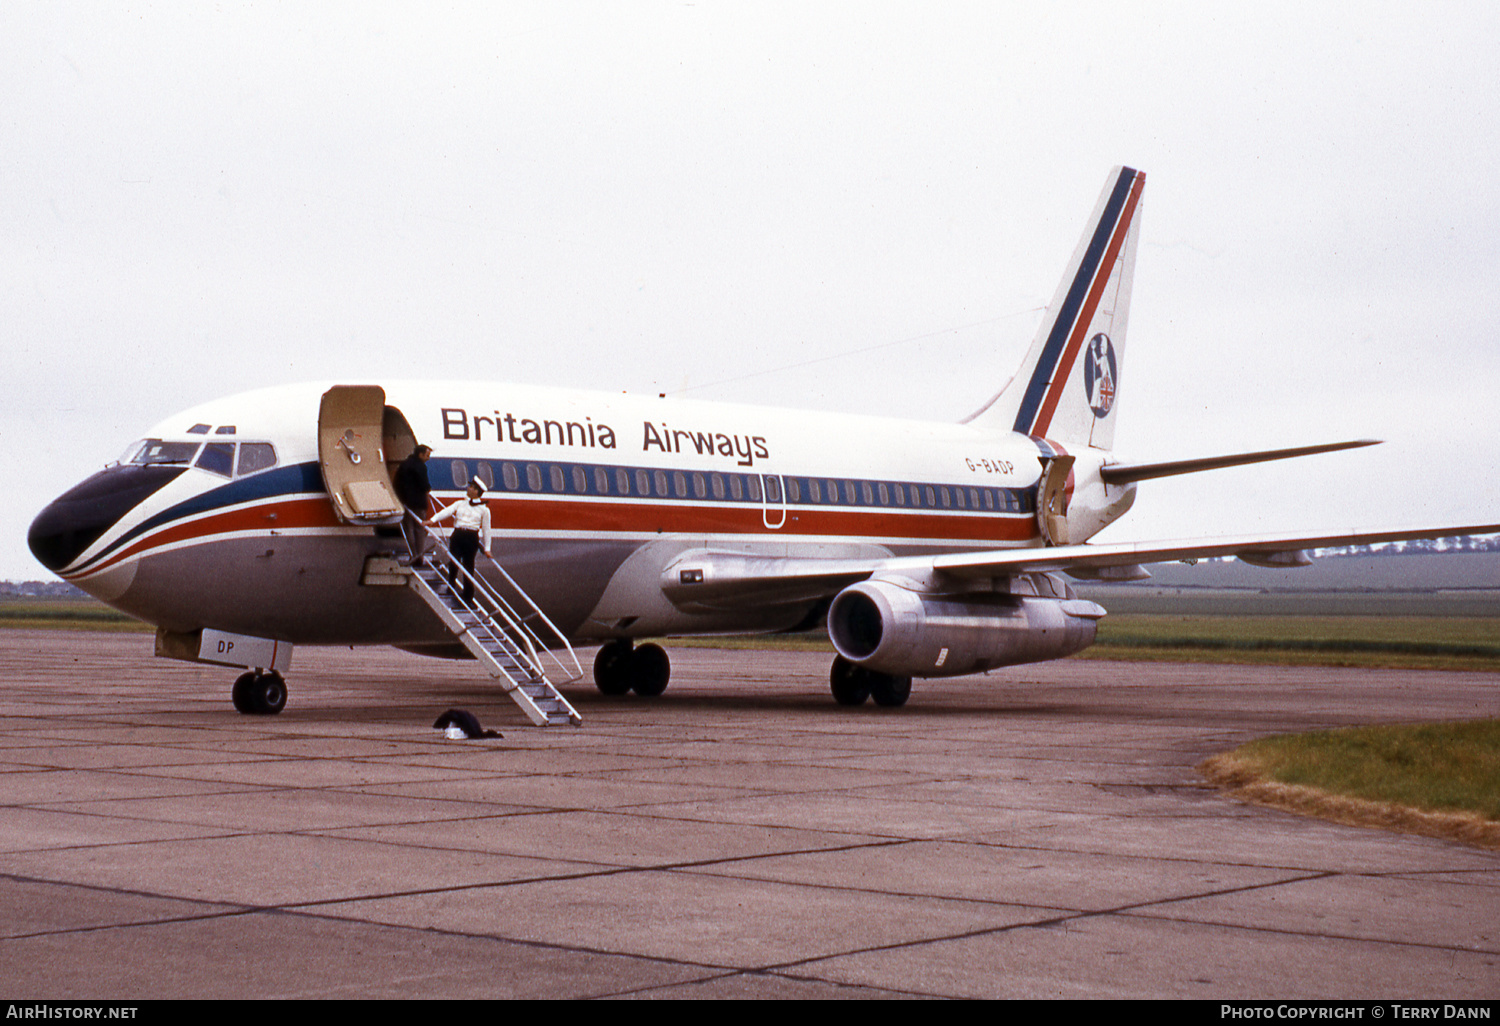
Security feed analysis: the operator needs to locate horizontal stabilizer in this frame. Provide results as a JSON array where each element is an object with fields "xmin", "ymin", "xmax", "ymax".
[{"xmin": 1099, "ymin": 439, "xmax": 1381, "ymax": 486}]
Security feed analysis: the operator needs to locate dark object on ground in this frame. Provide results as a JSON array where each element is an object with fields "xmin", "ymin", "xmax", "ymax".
[{"xmin": 432, "ymin": 708, "xmax": 502, "ymax": 739}]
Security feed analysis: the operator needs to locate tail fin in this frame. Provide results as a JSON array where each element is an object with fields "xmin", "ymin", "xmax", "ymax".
[{"xmin": 966, "ymin": 166, "xmax": 1145, "ymax": 451}]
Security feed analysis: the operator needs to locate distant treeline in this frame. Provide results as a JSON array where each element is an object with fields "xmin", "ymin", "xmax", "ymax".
[
  {"xmin": 1, "ymin": 580, "xmax": 89, "ymax": 598},
  {"xmin": 1318, "ymin": 536, "xmax": 1500, "ymax": 556}
]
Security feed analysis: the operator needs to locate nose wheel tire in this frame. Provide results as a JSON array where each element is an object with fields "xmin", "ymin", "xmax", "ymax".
[{"xmin": 232, "ymin": 670, "xmax": 287, "ymax": 715}]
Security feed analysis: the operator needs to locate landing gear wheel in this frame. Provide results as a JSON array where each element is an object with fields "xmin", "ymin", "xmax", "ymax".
[
  {"xmin": 629, "ymin": 643, "xmax": 670, "ymax": 697},
  {"xmin": 232, "ymin": 671, "xmax": 287, "ymax": 715},
  {"xmin": 231, "ymin": 672, "xmax": 259, "ymax": 714},
  {"xmin": 869, "ymin": 672, "xmax": 912, "ymax": 708},
  {"xmin": 254, "ymin": 671, "xmax": 287, "ymax": 715},
  {"xmin": 594, "ymin": 640, "xmax": 634, "ymax": 696},
  {"xmin": 829, "ymin": 657, "xmax": 871, "ymax": 706}
]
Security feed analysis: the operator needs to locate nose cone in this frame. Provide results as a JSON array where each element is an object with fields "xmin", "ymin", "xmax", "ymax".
[{"xmin": 28, "ymin": 466, "xmax": 185, "ymax": 573}]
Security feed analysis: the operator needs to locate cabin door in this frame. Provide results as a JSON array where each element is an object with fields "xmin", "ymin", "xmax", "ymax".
[
  {"xmin": 318, "ymin": 385, "xmax": 405, "ymax": 524},
  {"xmin": 1036, "ymin": 455, "xmax": 1075, "ymax": 546}
]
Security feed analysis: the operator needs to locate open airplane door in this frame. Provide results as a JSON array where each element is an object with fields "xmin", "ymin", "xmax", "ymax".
[
  {"xmin": 318, "ymin": 385, "xmax": 404, "ymax": 524},
  {"xmin": 1036, "ymin": 454, "xmax": 1075, "ymax": 546}
]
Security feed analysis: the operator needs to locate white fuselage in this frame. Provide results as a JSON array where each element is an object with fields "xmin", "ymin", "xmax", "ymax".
[{"xmin": 35, "ymin": 379, "xmax": 1135, "ymax": 648}]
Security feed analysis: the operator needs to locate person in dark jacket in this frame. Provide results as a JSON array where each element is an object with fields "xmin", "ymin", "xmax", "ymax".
[{"xmin": 393, "ymin": 445, "xmax": 432, "ymax": 564}]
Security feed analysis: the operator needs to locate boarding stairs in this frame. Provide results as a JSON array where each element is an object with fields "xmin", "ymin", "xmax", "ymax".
[{"xmin": 403, "ymin": 513, "xmax": 583, "ymax": 727}]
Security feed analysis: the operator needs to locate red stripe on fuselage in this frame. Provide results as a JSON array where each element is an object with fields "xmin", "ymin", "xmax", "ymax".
[
  {"xmin": 75, "ymin": 491, "xmax": 1040, "ymax": 579},
  {"xmin": 485, "ymin": 495, "xmax": 1038, "ymax": 543},
  {"xmin": 73, "ymin": 497, "xmax": 343, "ymax": 578}
]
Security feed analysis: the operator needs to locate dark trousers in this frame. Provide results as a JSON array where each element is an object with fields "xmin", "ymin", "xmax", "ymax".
[
  {"xmin": 449, "ymin": 528, "xmax": 480, "ymax": 603},
  {"xmin": 401, "ymin": 512, "xmax": 428, "ymax": 563}
]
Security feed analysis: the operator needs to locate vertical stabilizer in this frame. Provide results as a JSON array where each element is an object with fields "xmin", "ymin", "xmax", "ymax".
[{"xmin": 967, "ymin": 166, "xmax": 1145, "ymax": 451}]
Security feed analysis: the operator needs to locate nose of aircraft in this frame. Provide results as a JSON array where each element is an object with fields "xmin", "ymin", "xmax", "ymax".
[{"xmin": 28, "ymin": 465, "xmax": 186, "ymax": 573}]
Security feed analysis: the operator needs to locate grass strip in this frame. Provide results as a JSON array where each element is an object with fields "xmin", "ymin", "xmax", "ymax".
[{"xmin": 1201, "ymin": 720, "xmax": 1500, "ymax": 850}]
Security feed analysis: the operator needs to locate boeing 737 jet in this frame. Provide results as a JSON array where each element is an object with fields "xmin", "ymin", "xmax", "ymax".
[{"xmin": 28, "ymin": 167, "xmax": 1499, "ymax": 726}]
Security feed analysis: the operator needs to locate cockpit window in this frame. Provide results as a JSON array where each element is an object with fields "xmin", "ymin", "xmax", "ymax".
[
  {"xmin": 236, "ymin": 443, "xmax": 277, "ymax": 477},
  {"xmin": 130, "ymin": 440, "xmax": 201, "ymax": 465},
  {"xmin": 196, "ymin": 443, "xmax": 236, "ymax": 477}
]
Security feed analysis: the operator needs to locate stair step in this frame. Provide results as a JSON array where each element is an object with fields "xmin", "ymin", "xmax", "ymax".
[{"xmin": 408, "ymin": 558, "xmax": 579, "ymax": 727}]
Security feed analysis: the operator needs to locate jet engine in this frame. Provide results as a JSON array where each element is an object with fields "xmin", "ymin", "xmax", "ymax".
[{"xmin": 827, "ymin": 579, "xmax": 1106, "ymax": 679}]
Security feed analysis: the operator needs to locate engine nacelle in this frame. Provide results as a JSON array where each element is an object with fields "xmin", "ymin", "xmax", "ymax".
[{"xmin": 827, "ymin": 580, "xmax": 1106, "ymax": 678}]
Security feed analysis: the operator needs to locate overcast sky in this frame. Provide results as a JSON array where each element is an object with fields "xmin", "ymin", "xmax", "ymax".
[{"xmin": 4, "ymin": 2, "xmax": 1497, "ymax": 580}]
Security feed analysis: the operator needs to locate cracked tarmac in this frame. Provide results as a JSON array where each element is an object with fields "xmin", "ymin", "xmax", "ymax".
[{"xmin": 0, "ymin": 630, "xmax": 1496, "ymax": 998}]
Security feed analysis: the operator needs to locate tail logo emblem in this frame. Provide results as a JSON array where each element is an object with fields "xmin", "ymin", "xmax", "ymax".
[{"xmin": 1084, "ymin": 333, "xmax": 1117, "ymax": 418}]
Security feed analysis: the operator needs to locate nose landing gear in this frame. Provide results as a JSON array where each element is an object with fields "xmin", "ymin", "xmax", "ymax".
[{"xmin": 232, "ymin": 670, "xmax": 288, "ymax": 715}]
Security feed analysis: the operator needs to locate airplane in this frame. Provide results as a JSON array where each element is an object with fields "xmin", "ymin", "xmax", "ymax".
[{"xmin": 28, "ymin": 166, "xmax": 1500, "ymax": 725}]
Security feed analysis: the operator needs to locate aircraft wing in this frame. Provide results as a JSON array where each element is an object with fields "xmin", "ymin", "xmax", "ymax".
[
  {"xmin": 923, "ymin": 521, "xmax": 1500, "ymax": 579},
  {"xmin": 661, "ymin": 521, "xmax": 1500, "ymax": 610}
]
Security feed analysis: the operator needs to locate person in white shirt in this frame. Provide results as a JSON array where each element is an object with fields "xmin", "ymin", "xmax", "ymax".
[{"xmin": 425, "ymin": 478, "xmax": 492, "ymax": 603}]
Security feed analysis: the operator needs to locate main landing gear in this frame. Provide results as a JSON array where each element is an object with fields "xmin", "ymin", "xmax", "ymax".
[
  {"xmin": 232, "ymin": 670, "xmax": 288, "ymax": 715},
  {"xmin": 593, "ymin": 639, "xmax": 671, "ymax": 697},
  {"xmin": 829, "ymin": 656, "xmax": 912, "ymax": 708}
]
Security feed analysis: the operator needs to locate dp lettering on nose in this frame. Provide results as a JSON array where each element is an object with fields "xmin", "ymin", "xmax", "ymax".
[{"xmin": 218, "ymin": 640, "xmax": 234, "ymax": 655}]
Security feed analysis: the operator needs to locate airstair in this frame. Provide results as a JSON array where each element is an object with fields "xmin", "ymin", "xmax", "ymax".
[{"xmin": 398, "ymin": 514, "xmax": 583, "ymax": 727}]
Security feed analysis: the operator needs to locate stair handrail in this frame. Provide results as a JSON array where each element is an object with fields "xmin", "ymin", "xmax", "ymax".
[{"xmin": 411, "ymin": 506, "xmax": 583, "ymax": 685}]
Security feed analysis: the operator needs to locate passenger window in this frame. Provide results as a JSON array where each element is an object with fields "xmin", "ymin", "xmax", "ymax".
[
  {"xmin": 844, "ymin": 481, "xmax": 856, "ymax": 505},
  {"xmin": 808, "ymin": 478, "xmax": 822, "ymax": 503},
  {"xmin": 712, "ymin": 473, "xmax": 726, "ymax": 499},
  {"xmin": 673, "ymin": 471, "xmax": 687, "ymax": 498},
  {"xmin": 654, "ymin": 470, "xmax": 669, "ymax": 497},
  {"xmin": 924, "ymin": 485, "xmax": 936, "ymax": 506},
  {"xmin": 526, "ymin": 464, "xmax": 543, "ymax": 491},
  {"xmin": 826, "ymin": 479, "xmax": 839, "ymax": 503},
  {"xmin": 765, "ymin": 476, "xmax": 781, "ymax": 503},
  {"xmin": 196, "ymin": 443, "xmax": 235, "ymax": 477},
  {"xmin": 236, "ymin": 443, "xmax": 277, "ymax": 477},
  {"xmin": 573, "ymin": 466, "xmax": 589, "ymax": 493},
  {"xmin": 476, "ymin": 462, "xmax": 495, "ymax": 489},
  {"xmin": 635, "ymin": 469, "xmax": 650, "ymax": 496},
  {"xmin": 940, "ymin": 487, "xmax": 952, "ymax": 508},
  {"xmin": 693, "ymin": 472, "xmax": 707, "ymax": 499},
  {"xmin": 729, "ymin": 475, "xmax": 743, "ymax": 501},
  {"xmin": 894, "ymin": 483, "xmax": 906, "ymax": 506},
  {"xmin": 786, "ymin": 478, "xmax": 801, "ymax": 503},
  {"xmin": 595, "ymin": 467, "xmax": 610, "ymax": 494},
  {"xmin": 503, "ymin": 463, "xmax": 519, "ymax": 490},
  {"xmin": 747, "ymin": 476, "xmax": 763, "ymax": 502},
  {"xmin": 878, "ymin": 483, "xmax": 889, "ymax": 505},
  {"xmin": 451, "ymin": 461, "xmax": 468, "ymax": 489},
  {"xmin": 550, "ymin": 465, "xmax": 565, "ymax": 491},
  {"xmin": 861, "ymin": 482, "xmax": 874, "ymax": 505},
  {"xmin": 955, "ymin": 488, "xmax": 966, "ymax": 509}
]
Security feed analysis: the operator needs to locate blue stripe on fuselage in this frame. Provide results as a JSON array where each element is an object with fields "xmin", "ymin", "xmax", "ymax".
[{"xmin": 70, "ymin": 462, "xmax": 327, "ymax": 574}]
